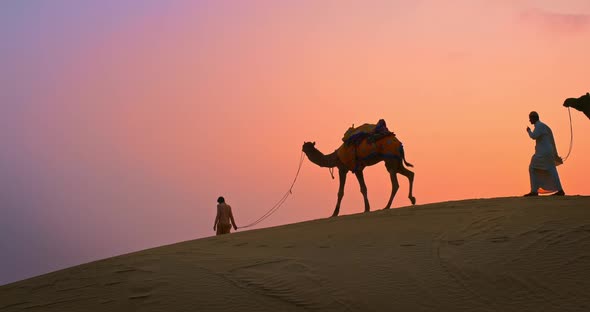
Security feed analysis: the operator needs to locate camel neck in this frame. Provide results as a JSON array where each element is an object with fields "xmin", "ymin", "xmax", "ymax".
[{"xmin": 304, "ymin": 148, "xmax": 338, "ymax": 168}]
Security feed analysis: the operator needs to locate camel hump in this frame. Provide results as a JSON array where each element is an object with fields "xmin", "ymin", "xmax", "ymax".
[{"xmin": 342, "ymin": 123, "xmax": 375, "ymax": 143}]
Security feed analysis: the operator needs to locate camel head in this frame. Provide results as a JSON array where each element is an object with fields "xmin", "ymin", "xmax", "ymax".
[
  {"xmin": 302, "ymin": 141, "xmax": 316, "ymax": 154},
  {"xmin": 563, "ymin": 92, "xmax": 590, "ymax": 110}
]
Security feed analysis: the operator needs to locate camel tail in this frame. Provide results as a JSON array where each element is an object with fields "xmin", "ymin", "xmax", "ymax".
[{"xmin": 400, "ymin": 145, "xmax": 414, "ymax": 168}]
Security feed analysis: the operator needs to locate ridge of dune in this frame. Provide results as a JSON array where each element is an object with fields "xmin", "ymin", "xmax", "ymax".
[{"xmin": 1, "ymin": 196, "xmax": 589, "ymax": 311}]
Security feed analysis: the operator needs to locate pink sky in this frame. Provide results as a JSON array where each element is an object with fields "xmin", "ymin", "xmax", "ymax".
[{"xmin": 1, "ymin": 0, "xmax": 589, "ymax": 285}]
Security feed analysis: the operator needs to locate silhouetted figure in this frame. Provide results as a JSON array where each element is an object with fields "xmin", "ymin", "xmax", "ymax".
[
  {"xmin": 213, "ymin": 196, "xmax": 237, "ymax": 235},
  {"xmin": 563, "ymin": 92, "xmax": 590, "ymax": 120},
  {"xmin": 524, "ymin": 111, "xmax": 565, "ymax": 197}
]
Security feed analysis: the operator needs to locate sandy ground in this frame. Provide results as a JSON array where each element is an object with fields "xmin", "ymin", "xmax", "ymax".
[{"xmin": 1, "ymin": 196, "xmax": 589, "ymax": 312}]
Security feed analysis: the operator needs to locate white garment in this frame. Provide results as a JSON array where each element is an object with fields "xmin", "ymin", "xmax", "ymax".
[
  {"xmin": 527, "ymin": 120, "xmax": 559, "ymax": 170},
  {"xmin": 527, "ymin": 120, "xmax": 562, "ymax": 192}
]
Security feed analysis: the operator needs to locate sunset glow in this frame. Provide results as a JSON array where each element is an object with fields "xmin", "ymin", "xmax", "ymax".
[{"xmin": 2, "ymin": 0, "xmax": 589, "ymax": 285}]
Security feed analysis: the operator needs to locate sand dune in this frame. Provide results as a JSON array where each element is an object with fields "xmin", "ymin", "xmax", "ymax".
[{"xmin": 1, "ymin": 196, "xmax": 589, "ymax": 311}]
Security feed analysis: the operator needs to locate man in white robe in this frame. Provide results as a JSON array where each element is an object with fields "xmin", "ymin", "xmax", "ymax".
[{"xmin": 524, "ymin": 111, "xmax": 565, "ymax": 196}]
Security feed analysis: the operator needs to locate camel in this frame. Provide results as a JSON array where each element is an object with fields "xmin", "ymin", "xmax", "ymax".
[
  {"xmin": 302, "ymin": 135, "xmax": 415, "ymax": 217},
  {"xmin": 563, "ymin": 92, "xmax": 590, "ymax": 120}
]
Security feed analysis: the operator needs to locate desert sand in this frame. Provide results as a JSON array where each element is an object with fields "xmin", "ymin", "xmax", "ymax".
[{"xmin": 1, "ymin": 196, "xmax": 589, "ymax": 311}]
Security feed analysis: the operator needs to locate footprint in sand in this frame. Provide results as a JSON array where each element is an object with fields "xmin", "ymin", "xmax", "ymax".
[
  {"xmin": 113, "ymin": 265, "xmax": 156, "ymax": 274},
  {"xmin": 129, "ymin": 293, "xmax": 151, "ymax": 300},
  {"xmin": 447, "ymin": 240, "xmax": 465, "ymax": 246},
  {"xmin": 490, "ymin": 236, "xmax": 509, "ymax": 243},
  {"xmin": 128, "ymin": 286, "xmax": 153, "ymax": 300}
]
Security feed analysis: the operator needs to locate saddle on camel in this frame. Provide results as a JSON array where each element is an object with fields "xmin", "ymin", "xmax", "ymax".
[{"xmin": 338, "ymin": 119, "xmax": 409, "ymax": 173}]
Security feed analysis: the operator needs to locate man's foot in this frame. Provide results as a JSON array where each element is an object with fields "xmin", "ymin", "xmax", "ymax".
[
  {"xmin": 551, "ymin": 190, "xmax": 565, "ymax": 196},
  {"xmin": 523, "ymin": 192, "xmax": 538, "ymax": 197}
]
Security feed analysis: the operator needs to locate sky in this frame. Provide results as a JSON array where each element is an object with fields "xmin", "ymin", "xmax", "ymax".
[{"xmin": 1, "ymin": 0, "xmax": 589, "ymax": 285}]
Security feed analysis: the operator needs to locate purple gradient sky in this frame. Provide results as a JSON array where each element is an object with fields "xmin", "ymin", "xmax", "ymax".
[{"xmin": 1, "ymin": 0, "xmax": 589, "ymax": 285}]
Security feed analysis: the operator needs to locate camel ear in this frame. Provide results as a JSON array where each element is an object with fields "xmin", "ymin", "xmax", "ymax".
[
  {"xmin": 586, "ymin": 92, "xmax": 589, "ymax": 96},
  {"xmin": 313, "ymin": 141, "xmax": 316, "ymax": 146}
]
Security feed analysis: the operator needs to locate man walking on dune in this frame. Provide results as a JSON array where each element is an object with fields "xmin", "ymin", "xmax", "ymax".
[
  {"xmin": 213, "ymin": 196, "xmax": 238, "ymax": 235},
  {"xmin": 524, "ymin": 111, "xmax": 565, "ymax": 197}
]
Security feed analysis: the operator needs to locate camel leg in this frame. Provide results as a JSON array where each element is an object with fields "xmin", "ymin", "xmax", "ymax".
[
  {"xmin": 354, "ymin": 170, "xmax": 370, "ymax": 212},
  {"xmin": 332, "ymin": 168, "xmax": 347, "ymax": 217},
  {"xmin": 398, "ymin": 165, "xmax": 416, "ymax": 205},
  {"xmin": 383, "ymin": 170, "xmax": 399, "ymax": 210}
]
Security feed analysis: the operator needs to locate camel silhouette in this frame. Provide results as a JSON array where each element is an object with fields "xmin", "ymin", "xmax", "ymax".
[
  {"xmin": 563, "ymin": 92, "xmax": 590, "ymax": 120},
  {"xmin": 302, "ymin": 135, "xmax": 415, "ymax": 217}
]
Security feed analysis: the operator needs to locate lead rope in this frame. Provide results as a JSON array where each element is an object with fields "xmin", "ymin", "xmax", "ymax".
[
  {"xmin": 561, "ymin": 107, "xmax": 574, "ymax": 162},
  {"xmin": 238, "ymin": 151, "xmax": 305, "ymax": 229}
]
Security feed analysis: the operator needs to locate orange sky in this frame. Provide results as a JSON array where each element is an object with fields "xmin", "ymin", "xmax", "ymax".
[{"xmin": 1, "ymin": 0, "xmax": 589, "ymax": 284}]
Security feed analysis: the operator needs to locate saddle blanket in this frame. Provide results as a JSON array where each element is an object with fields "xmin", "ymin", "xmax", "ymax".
[{"xmin": 337, "ymin": 134, "xmax": 402, "ymax": 172}]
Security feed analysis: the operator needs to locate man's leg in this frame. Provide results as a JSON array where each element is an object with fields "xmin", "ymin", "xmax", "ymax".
[
  {"xmin": 219, "ymin": 224, "xmax": 231, "ymax": 235},
  {"xmin": 525, "ymin": 165, "xmax": 539, "ymax": 196},
  {"xmin": 548, "ymin": 166, "xmax": 564, "ymax": 195},
  {"xmin": 529, "ymin": 166, "xmax": 539, "ymax": 192}
]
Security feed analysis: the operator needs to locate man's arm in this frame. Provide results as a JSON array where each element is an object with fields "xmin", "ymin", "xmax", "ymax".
[
  {"xmin": 527, "ymin": 124, "xmax": 544, "ymax": 140},
  {"xmin": 213, "ymin": 207, "xmax": 219, "ymax": 231}
]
